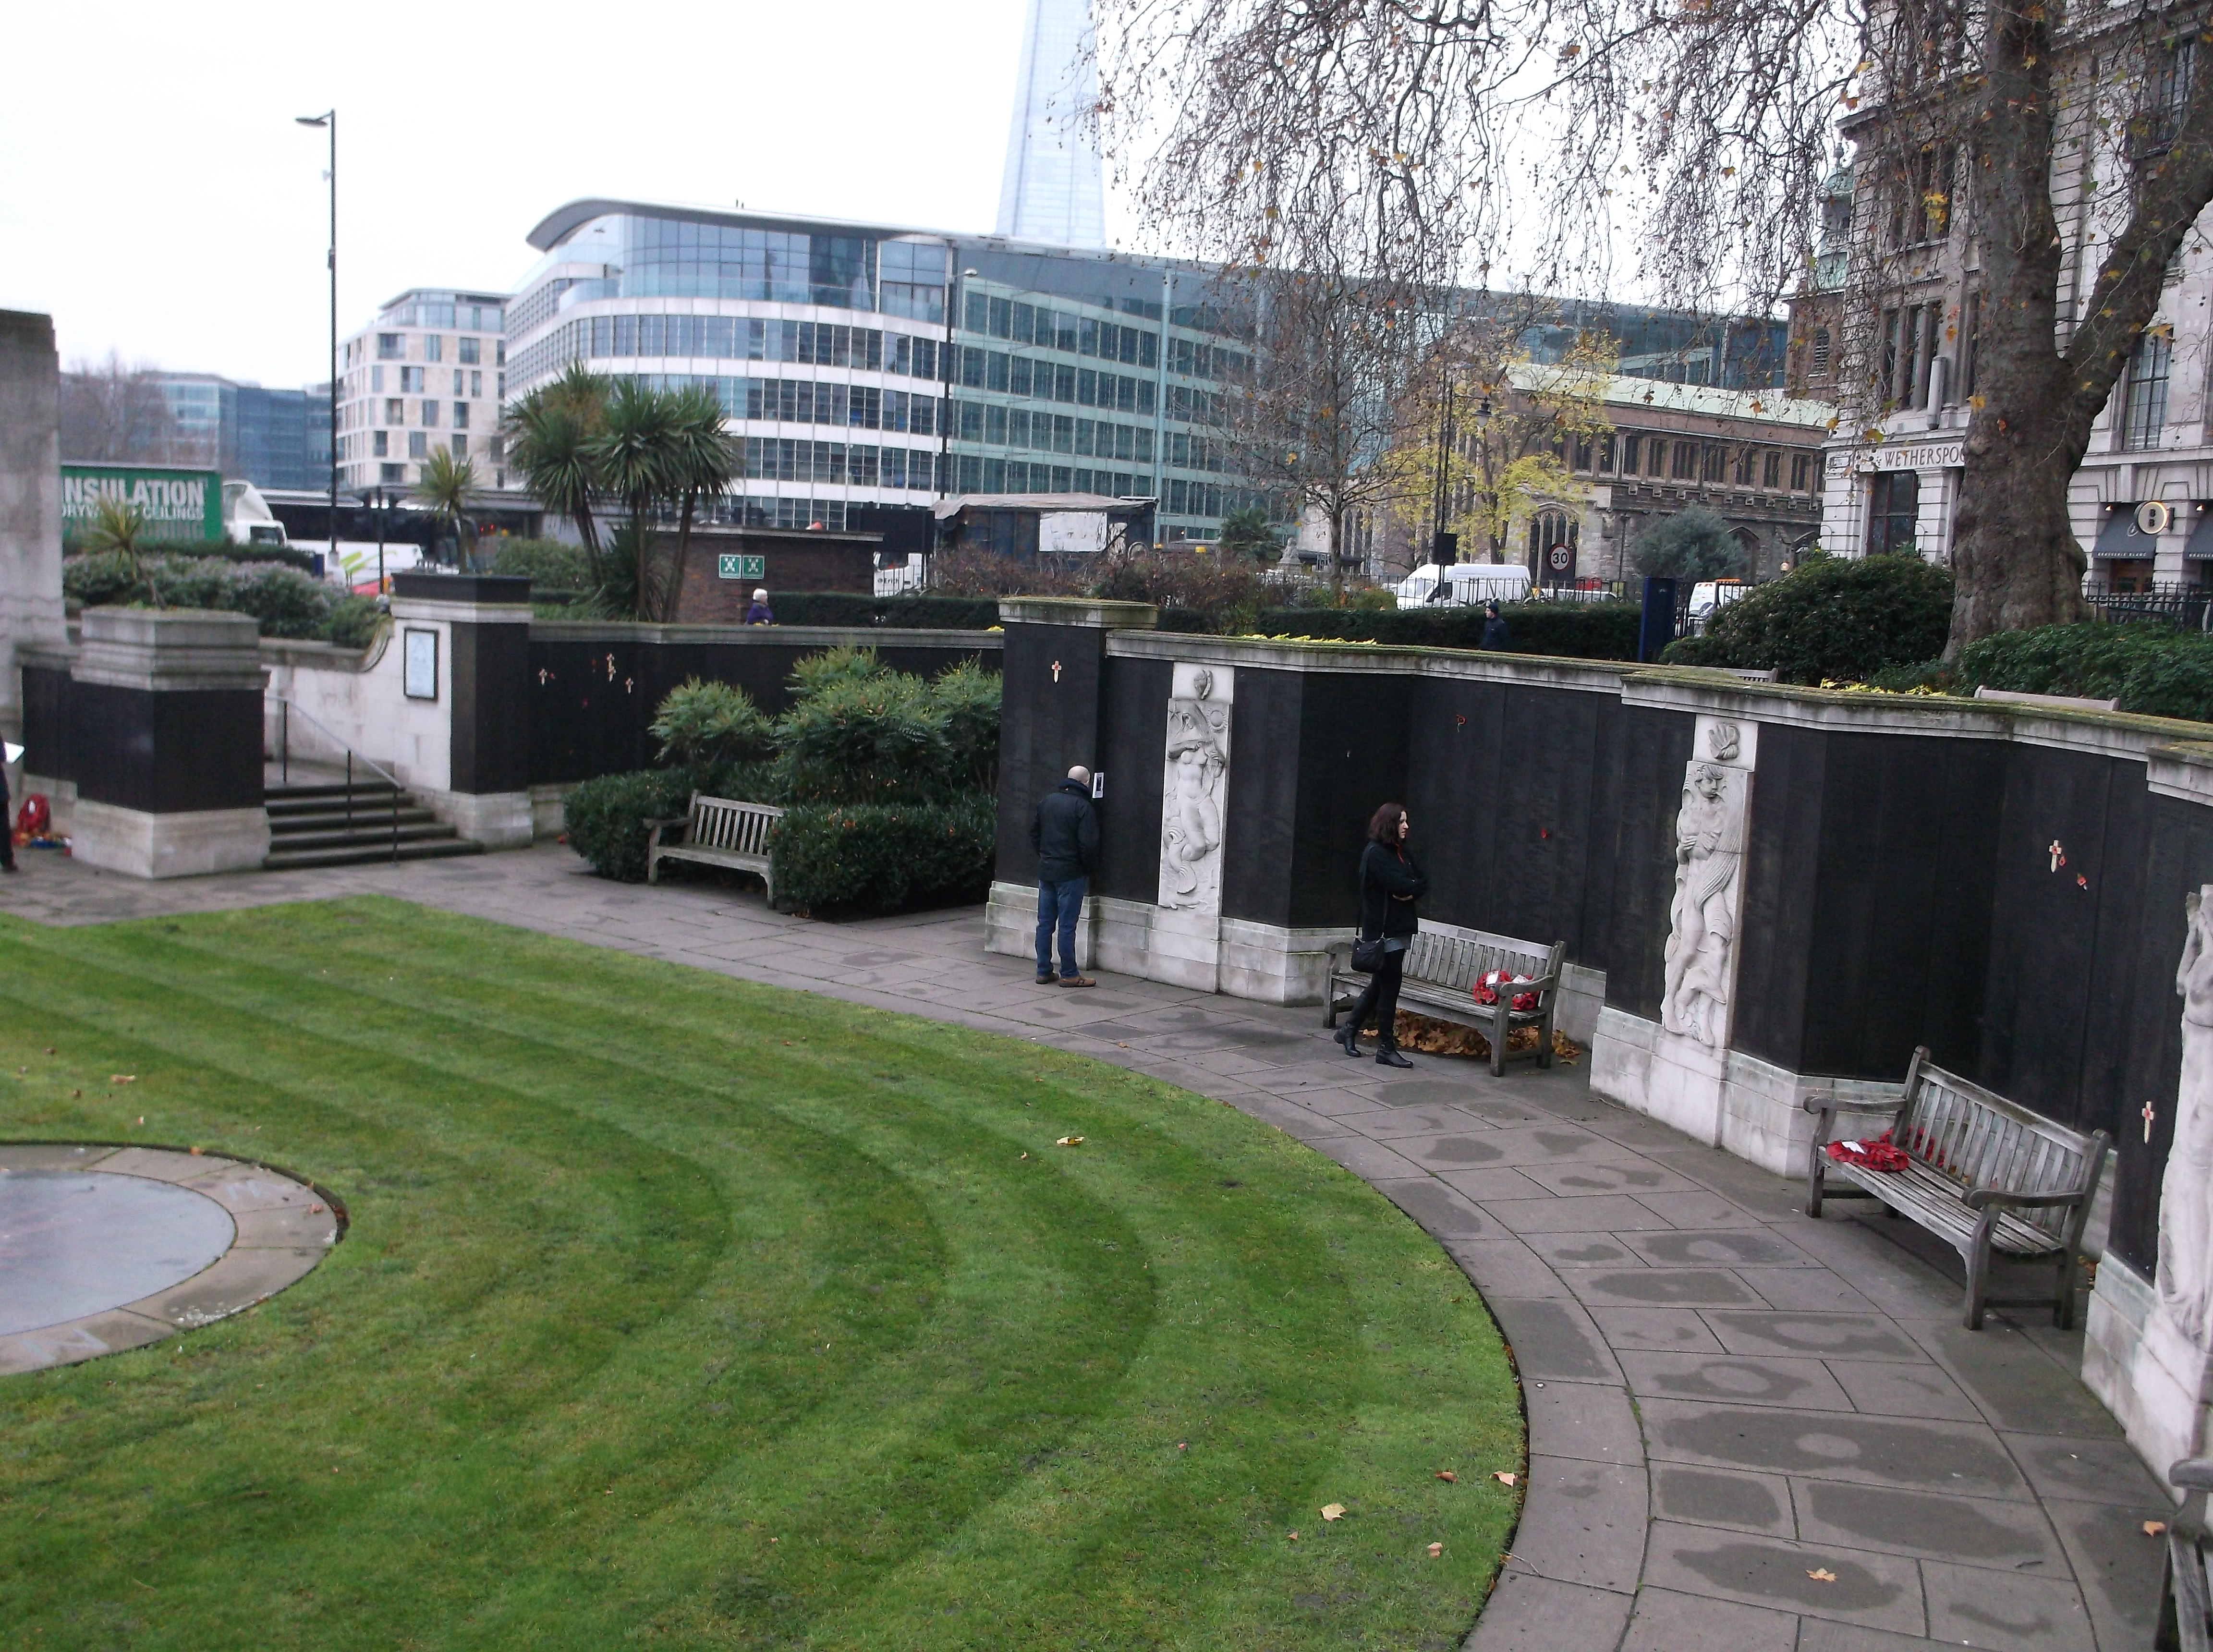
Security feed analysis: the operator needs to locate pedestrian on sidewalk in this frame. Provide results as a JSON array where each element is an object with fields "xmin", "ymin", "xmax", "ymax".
[
  {"xmin": 743, "ymin": 588, "xmax": 775, "ymax": 626},
  {"xmin": 1337, "ymin": 802, "xmax": 1429, "ymax": 1066},
  {"xmin": 1480, "ymin": 600, "xmax": 1511, "ymax": 651},
  {"xmin": 1031, "ymin": 764, "xmax": 1099, "ymax": 988}
]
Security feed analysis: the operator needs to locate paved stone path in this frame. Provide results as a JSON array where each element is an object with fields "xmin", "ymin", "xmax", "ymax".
[{"xmin": 0, "ymin": 845, "xmax": 2177, "ymax": 1648}]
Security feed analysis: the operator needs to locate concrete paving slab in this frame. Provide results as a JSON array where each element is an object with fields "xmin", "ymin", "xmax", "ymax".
[
  {"xmin": 1921, "ymin": 1559, "xmax": 2095, "ymax": 1649},
  {"xmin": 1790, "ymin": 1477, "xmax": 2066, "ymax": 1570},
  {"xmin": 0, "ymin": 1306, "xmax": 173, "ymax": 1373},
  {"xmin": 1524, "ymin": 1378, "xmax": 1642, "ymax": 1465},
  {"xmin": 1588, "ymin": 1305, "xmax": 1729, "ymax": 1355},
  {"xmin": 1503, "ymin": 1454, "xmax": 1647, "ymax": 1591},
  {"xmin": 1702, "ymin": 1311, "xmax": 1926, "ymax": 1362},
  {"xmin": 1486, "ymin": 1298, "xmax": 1623, "ymax": 1383},
  {"xmin": 1641, "ymin": 1518, "xmax": 1929, "ymax": 1633},
  {"xmin": 1562, "ymin": 1268, "xmax": 1767, "ymax": 1310},
  {"xmin": 1520, "ymin": 1232, "xmax": 1653, "ymax": 1269},
  {"xmin": 1650, "ymin": 1463, "xmax": 1797, "ymax": 1536},
  {"xmin": 1620, "ymin": 1349, "xmax": 1855, "ymax": 1410},
  {"xmin": 1640, "ymin": 1398, "xmax": 2029, "ymax": 1495},
  {"xmin": 1619, "ymin": 1585, "xmax": 1799, "ymax": 1651},
  {"xmin": 0, "ymin": 1144, "xmax": 122, "ymax": 1171},
  {"xmin": 1477, "ymin": 1195, "xmax": 1684, "ymax": 1235},
  {"xmin": 1444, "ymin": 1239, "xmax": 1575, "ymax": 1300},
  {"xmin": 1824, "ymin": 1355, "xmax": 1986, "ymax": 1422},
  {"xmin": 1460, "ymin": 1570, "xmax": 1633, "ymax": 1652}
]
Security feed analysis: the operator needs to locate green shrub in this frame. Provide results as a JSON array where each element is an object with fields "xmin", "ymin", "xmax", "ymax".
[
  {"xmin": 1632, "ymin": 507, "xmax": 1749, "ymax": 583},
  {"xmin": 486, "ymin": 536, "xmax": 591, "ymax": 592},
  {"xmin": 787, "ymin": 644, "xmax": 892, "ymax": 698},
  {"xmin": 1659, "ymin": 556, "xmax": 1954, "ymax": 684},
  {"xmin": 649, "ymin": 678, "xmax": 773, "ymax": 767},
  {"xmin": 774, "ymin": 670, "xmax": 955, "ymax": 805},
  {"xmin": 1094, "ymin": 552, "xmax": 1273, "ymax": 631},
  {"xmin": 561, "ymin": 768, "xmax": 701, "ymax": 881},
  {"xmin": 770, "ymin": 796, "xmax": 996, "ymax": 913},
  {"xmin": 1957, "ymin": 622, "xmax": 2213, "ymax": 721},
  {"xmin": 63, "ymin": 552, "xmax": 384, "ymax": 646},
  {"xmin": 61, "ymin": 534, "xmax": 322, "ymax": 573},
  {"xmin": 932, "ymin": 658, "xmax": 1003, "ymax": 793}
]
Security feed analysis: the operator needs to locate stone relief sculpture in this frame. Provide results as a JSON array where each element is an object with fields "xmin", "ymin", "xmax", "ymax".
[
  {"xmin": 2161, "ymin": 885, "xmax": 2213, "ymax": 1344},
  {"xmin": 1661, "ymin": 761, "xmax": 1747, "ymax": 1045},
  {"xmin": 1158, "ymin": 664, "xmax": 1231, "ymax": 910}
]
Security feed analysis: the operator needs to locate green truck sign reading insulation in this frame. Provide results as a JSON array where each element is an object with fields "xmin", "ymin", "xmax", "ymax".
[{"xmin": 61, "ymin": 463, "xmax": 223, "ymax": 543}]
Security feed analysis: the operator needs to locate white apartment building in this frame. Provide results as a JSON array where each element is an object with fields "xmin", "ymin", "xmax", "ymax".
[
  {"xmin": 1811, "ymin": 38, "xmax": 2213, "ymax": 595},
  {"xmin": 337, "ymin": 290, "xmax": 508, "ymax": 494}
]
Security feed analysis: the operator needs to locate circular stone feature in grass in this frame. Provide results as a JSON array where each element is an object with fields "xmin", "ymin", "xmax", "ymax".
[
  {"xmin": 0, "ymin": 1145, "xmax": 340, "ymax": 1374},
  {"xmin": 0, "ymin": 1170, "xmax": 233, "ymax": 1333}
]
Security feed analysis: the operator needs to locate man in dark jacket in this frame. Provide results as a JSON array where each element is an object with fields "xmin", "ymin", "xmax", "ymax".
[
  {"xmin": 1031, "ymin": 765, "xmax": 1100, "ymax": 987},
  {"xmin": 1480, "ymin": 601, "xmax": 1511, "ymax": 651}
]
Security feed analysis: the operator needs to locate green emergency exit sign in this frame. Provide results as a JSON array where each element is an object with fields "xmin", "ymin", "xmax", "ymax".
[{"xmin": 717, "ymin": 553, "xmax": 765, "ymax": 580}]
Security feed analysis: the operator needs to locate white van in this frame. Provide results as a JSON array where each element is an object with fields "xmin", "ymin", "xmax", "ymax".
[
  {"xmin": 1392, "ymin": 562, "xmax": 1533, "ymax": 609},
  {"xmin": 1686, "ymin": 580, "xmax": 1750, "ymax": 631}
]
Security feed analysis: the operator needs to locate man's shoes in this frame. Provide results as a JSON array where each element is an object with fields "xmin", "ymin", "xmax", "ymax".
[
  {"xmin": 1057, "ymin": 975, "xmax": 1097, "ymax": 988},
  {"xmin": 1036, "ymin": 974, "xmax": 1056, "ymax": 985},
  {"xmin": 0, "ymin": 863, "xmax": 16, "ymax": 875},
  {"xmin": 1375, "ymin": 1045, "xmax": 1413, "ymax": 1069},
  {"xmin": 1334, "ymin": 1023, "xmax": 1362, "ymax": 1057}
]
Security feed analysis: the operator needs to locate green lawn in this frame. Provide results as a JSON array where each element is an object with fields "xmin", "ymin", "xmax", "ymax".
[{"xmin": 0, "ymin": 899, "xmax": 1521, "ymax": 1650}]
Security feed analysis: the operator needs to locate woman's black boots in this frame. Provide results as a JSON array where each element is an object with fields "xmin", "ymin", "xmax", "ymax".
[
  {"xmin": 1334, "ymin": 1021, "xmax": 1362, "ymax": 1057},
  {"xmin": 1375, "ymin": 1043, "xmax": 1412, "ymax": 1069}
]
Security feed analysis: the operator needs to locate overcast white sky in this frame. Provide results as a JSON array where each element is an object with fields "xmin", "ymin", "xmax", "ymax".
[{"xmin": 0, "ymin": 0, "xmax": 1112, "ymax": 387}]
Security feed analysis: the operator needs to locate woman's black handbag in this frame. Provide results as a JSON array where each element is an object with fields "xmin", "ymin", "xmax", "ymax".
[{"xmin": 1350, "ymin": 933, "xmax": 1388, "ymax": 973}]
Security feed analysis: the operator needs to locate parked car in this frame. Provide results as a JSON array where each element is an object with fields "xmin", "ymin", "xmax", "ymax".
[{"xmin": 1392, "ymin": 562, "xmax": 1534, "ymax": 609}]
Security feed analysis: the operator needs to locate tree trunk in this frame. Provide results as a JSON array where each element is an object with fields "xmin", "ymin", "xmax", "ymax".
[
  {"xmin": 665, "ymin": 492, "xmax": 697, "ymax": 623},
  {"xmin": 1946, "ymin": 0, "xmax": 2083, "ymax": 652}
]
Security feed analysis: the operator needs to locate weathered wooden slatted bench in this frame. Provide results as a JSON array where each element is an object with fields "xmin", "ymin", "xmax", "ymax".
[
  {"xmin": 645, "ymin": 793, "xmax": 784, "ymax": 903},
  {"xmin": 1802, "ymin": 1045, "xmax": 2108, "ymax": 1330},
  {"xmin": 2159, "ymin": 1457, "xmax": 2213, "ymax": 1651},
  {"xmin": 1324, "ymin": 930, "xmax": 1567, "ymax": 1077}
]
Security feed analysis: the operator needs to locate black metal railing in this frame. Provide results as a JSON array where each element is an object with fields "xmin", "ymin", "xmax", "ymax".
[
  {"xmin": 2085, "ymin": 585, "xmax": 2213, "ymax": 632},
  {"xmin": 267, "ymin": 694, "xmax": 405, "ymax": 862}
]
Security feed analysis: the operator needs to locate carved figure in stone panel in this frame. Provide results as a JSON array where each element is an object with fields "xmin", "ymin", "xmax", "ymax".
[
  {"xmin": 1662, "ymin": 762, "xmax": 1745, "ymax": 1045},
  {"xmin": 1159, "ymin": 666, "xmax": 1229, "ymax": 909},
  {"xmin": 2161, "ymin": 885, "xmax": 2213, "ymax": 1344}
]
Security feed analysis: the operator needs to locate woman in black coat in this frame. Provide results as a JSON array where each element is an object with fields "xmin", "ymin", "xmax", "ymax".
[{"xmin": 1336, "ymin": 802, "xmax": 1431, "ymax": 1067}]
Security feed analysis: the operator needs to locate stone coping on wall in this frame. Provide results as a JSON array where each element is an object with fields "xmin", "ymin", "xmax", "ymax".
[
  {"xmin": 527, "ymin": 620, "xmax": 1005, "ymax": 649},
  {"xmin": 996, "ymin": 596, "xmax": 1160, "ymax": 630},
  {"xmin": 1101, "ymin": 628, "xmax": 1638, "ymax": 692},
  {"xmin": 260, "ymin": 635, "xmax": 381, "ymax": 673}
]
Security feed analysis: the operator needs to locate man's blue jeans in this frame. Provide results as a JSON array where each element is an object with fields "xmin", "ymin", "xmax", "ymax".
[{"xmin": 1036, "ymin": 875, "xmax": 1087, "ymax": 979}]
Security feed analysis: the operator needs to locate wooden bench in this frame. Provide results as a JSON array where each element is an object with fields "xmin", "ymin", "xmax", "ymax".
[
  {"xmin": 645, "ymin": 793, "xmax": 784, "ymax": 902},
  {"xmin": 1324, "ymin": 930, "xmax": 1567, "ymax": 1077},
  {"xmin": 1803, "ymin": 1046, "xmax": 2108, "ymax": 1330},
  {"xmin": 2159, "ymin": 1456, "xmax": 2213, "ymax": 1651}
]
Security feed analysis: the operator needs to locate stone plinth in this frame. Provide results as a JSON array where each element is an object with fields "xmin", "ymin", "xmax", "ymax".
[
  {"xmin": 0, "ymin": 311, "xmax": 65, "ymax": 739},
  {"xmin": 68, "ymin": 608, "xmax": 268, "ymax": 878}
]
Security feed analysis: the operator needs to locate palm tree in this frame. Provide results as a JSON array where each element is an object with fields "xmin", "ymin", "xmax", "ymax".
[
  {"xmin": 656, "ymin": 383, "xmax": 739, "ymax": 621},
  {"xmin": 587, "ymin": 378, "xmax": 678, "ymax": 618},
  {"xmin": 413, "ymin": 447, "xmax": 480, "ymax": 570},
  {"xmin": 81, "ymin": 496, "xmax": 159, "ymax": 605},
  {"xmin": 503, "ymin": 363, "xmax": 609, "ymax": 584}
]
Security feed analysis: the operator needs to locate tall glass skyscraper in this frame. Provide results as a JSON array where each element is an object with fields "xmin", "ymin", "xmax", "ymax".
[{"xmin": 995, "ymin": 0, "xmax": 1106, "ymax": 248}]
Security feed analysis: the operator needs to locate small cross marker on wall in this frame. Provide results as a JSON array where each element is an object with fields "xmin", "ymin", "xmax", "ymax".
[
  {"xmin": 1050, "ymin": 660, "xmax": 1062, "ymax": 683},
  {"xmin": 2145, "ymin": 1098, "xmax": 2159, "ymax": 1143},
  {"xmin": 2049, "ymin": 840, "xmax": 2066, "ymax": 872}
]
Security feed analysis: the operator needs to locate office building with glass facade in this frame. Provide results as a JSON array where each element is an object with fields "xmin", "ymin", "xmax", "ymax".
[
  {"xmin": 337, "ymin": 289, "xmax": 508, "ymax": 494},
  {"xmin": 123, "ymin": 374, "xmax": 333, "ymax": 492},
  {"xmin": 505, "ymin": 201, "xmax": 1265, "ymax": 538}
]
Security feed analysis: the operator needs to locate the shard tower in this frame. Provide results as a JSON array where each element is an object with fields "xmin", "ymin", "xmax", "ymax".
[{"xmin": 994, "ymin": 0, "xmax": 1107, "ymax": 247}]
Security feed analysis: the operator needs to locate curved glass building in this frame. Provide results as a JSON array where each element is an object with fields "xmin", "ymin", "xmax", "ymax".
[{"xmin": 504, "ymin": 200, "xmax": 1259, "ymax": 537}]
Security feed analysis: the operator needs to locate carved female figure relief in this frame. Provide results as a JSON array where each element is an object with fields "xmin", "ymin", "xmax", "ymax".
[
  {"xmin": 1661, "ymin": 763, "xmax": 1745, "ymax": 1045},
  {"xmin": 2160, "ymin": 886, "xmax": 2213, "ymax": 1343},
  {"xmin": 1158, "ymin": 666, "xmax": 1231, "ymax": 910}
]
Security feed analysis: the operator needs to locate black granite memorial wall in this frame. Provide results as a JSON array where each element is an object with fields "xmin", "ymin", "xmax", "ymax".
[{"xmin": 527, "ymin": 626, "xmax": 999, "ymax": 788}]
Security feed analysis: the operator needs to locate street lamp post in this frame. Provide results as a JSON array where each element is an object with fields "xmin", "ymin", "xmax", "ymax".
[{"xmin": 296, "ymin": 111, "xmax": 337, "ymax": 564}]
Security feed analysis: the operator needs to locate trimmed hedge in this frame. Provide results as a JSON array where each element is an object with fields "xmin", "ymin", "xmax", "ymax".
[
  {"xmin": 561, "ymin": 768, "xmax": 699, "ymax": 882},
  {"xmin": 1661, "ymin": 556, "xmax": 1954, "ymax": 684},
  {"xmin": 1958, "ymin": 622, "xmax": 2213, "ymax": 722},
  {"xmin": 1237, "ymin": 601, "xmax": 1643, "ymax": 660},
  {"xmin": 770, "ymin": 796, "xmax": 997, "ymax": 914},
  {"xmin": 765, "ymin": 592, "xmax": 1002, "ymax": 629},
  {"xmin": 61, "ymin": 535, "xmax": 322, "ymax": 574},
  {"xmin": 64, "ymin": 553, "xmax": 382, "ymax": 647}
]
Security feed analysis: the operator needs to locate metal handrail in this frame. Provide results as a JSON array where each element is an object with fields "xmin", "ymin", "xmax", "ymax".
[{"xmin": 267, "ymin": 693, "xmax": 405, "ymax": 862}]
